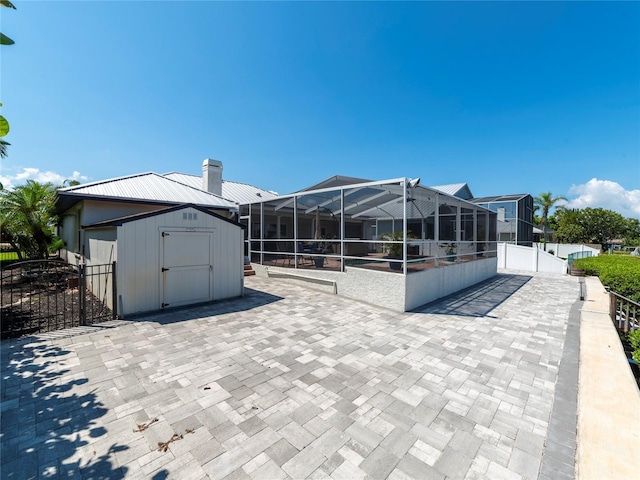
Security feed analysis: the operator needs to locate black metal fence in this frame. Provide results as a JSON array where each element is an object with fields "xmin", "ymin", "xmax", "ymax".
[{"xmin": 1, "ymin": 259, "xmax": 117, "ymax": 339}]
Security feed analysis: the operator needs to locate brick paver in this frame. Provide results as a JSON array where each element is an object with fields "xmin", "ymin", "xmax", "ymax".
[{"xmin": 0, "ymin": 271, "xmax": 580, "ymax": 479}]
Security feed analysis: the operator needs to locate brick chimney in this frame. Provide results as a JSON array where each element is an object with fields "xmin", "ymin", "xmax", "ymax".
[{"xmin": 202, "ymin": 158, "xmax": 223, "ymax": 196}]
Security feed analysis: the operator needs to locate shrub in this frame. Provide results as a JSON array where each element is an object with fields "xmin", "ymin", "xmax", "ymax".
[
  {"xmin": 628, "ymin": 330, "xmax": 640, "ymax": 364},
  {"xmin": 381, "ymin": 231, "xmax": 415, "ymax": 257},
  {"xmin": 575, "ymin": 255, "xmax": 640, "ymax": 303}
]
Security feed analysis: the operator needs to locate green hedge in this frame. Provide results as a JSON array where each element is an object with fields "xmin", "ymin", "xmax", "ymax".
[{"xmin": 575, "ymin": 255, "xmax": 640, "ymax": 303}]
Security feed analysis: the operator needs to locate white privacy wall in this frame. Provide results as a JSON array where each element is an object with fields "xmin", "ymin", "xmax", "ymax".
[
  {"xmin": 534, "ymin": 243, "xmax": 600, "ymax": 258},
  {"xmin": 498, "ymin": 243, "xmax": 567, "ymax": 274}
]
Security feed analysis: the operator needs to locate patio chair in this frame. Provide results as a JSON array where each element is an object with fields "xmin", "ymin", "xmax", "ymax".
[
  {"xmin": 297, "ymin": 242, "xmax": 314, "ymax": 265},
  {"xmin": 275, "ymin": 244, "xmax": 294, "ymax": 266}
]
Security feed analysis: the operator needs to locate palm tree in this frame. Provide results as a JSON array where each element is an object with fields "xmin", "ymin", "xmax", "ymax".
[
  {"xmin": 0, "ymin": 138, "xmax": 9, "ymax": 158},
  {"xmin": 0, "ymin": 180, "xmax": 58, "ymax": 259},
  {"xmin": 534, "ymin": 192, "xmax": 567, "ymax": 251}
]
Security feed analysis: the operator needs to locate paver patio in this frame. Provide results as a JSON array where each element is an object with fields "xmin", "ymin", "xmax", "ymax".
[{"xmin": 1, "ymin": 271, "xmax": 580, "ymax": 479}]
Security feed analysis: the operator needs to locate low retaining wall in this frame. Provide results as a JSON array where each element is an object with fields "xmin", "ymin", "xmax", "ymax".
[
  {"xmin": 404, "ymin": 257, "xmax": 497, "ymax": 311},
  {"xmin": 252, "ymin": 257, "xmax": 497, "ymax": 312}
]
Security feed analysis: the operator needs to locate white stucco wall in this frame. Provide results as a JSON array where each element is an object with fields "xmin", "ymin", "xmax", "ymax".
[
  {"xmin": 404, "ymin": 258, "xmax": 497, "ymax": 311},
  {"xmin": 253, "ymin": 258, "xmax": 497, "ymax": 313}
]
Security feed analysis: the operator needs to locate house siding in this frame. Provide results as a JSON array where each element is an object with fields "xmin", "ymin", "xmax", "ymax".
[{"xmin": 84, "ymin": 228, "xmax": 118, "ymax": 313}]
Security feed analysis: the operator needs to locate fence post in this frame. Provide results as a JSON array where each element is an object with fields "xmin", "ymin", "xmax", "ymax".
[
  {"xmin": 79, "ymin": 263, "xmax": 86, "ymax": 326},
  {"xmin": 624, "ymin": 302, "xmax": 630, "ymax": 333},
  {"xmin": 609, "ymin": 292, "xmax": 616, "ymax": 328},
  {"xmin": 111, "ymin": 261, "xmax": 117, "ymax": 320}
]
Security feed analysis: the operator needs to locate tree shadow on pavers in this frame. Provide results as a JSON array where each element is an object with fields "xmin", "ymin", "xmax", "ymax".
[
  {"xmin": 11, "ymin": 320, "xmax": 133, "ymax": 343},
  {"xmin": 128, "ymin": 286, "xmax": 284, "ymax": 325},
  {"xmin": 0, "ymin": 339, "xmax": 128, "ymax": 479},
  {"xmin": 411, "ymin": 273, "xmax": 532, "ymax": 317}
]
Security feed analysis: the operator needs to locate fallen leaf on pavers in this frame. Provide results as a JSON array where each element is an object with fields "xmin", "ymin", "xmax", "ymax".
[
  {"xmin": 158, "ymin": 433, "xmax": 182, "ymax": 452},
  {"xmin": 157, "ymin": 429, "xmax": 195, "ymax": 452},
  {"xmin": 134, "ymin": 418, "xmax": 159, "ymax": 432}
]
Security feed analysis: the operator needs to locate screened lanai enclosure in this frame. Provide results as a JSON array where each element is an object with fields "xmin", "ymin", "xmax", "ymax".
[{"xmin": 243, "ymin": 177, "xmax": 498, "ymax": 311}]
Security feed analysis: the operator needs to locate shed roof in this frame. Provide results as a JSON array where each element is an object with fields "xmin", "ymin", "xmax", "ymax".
[
  {"xmin": 56, "ymin": 172, "xmax": 239, "ymax": 213},
  {"xmin": 82, "ymin": 203, "xmax": 244, "ymax": 229},
  {"xmin": 163, "ymin": 172, "xmax": 279, "ymax": 204}
]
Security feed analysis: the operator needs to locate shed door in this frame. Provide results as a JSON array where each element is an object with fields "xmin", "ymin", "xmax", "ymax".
[{"xmin": 161, "ymin": 231, "xmax": 213, "ymax": 308}]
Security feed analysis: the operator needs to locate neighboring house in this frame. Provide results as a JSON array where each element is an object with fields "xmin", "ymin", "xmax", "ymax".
[
  {"xmin": 471, "ymin": 194, "xmax": 534, "ymax": 246},
  {"xmin": 54, "ymin": 159, "xmax": 273, "ymax": 317},
  {"xmin": 533, "ymin": 226, "xmax": 553, "ymax": 243},
  {"xmin": 432, "ymin": 184, "xmax": 534, "ymax": 247}
]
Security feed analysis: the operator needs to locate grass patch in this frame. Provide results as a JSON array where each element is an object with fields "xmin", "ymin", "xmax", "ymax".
[
  {"xmin": 0, "ymin": 251, "xmax": 19, "ymax": 261},
  {"xmin": 575, "ymin": 254, "xmax": 640, "ymax": 303}
]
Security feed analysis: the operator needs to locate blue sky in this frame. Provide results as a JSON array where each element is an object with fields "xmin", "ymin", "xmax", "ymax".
[{"xmin": 2, "ymin": 1, "xmax": 639, "ymax": 218}]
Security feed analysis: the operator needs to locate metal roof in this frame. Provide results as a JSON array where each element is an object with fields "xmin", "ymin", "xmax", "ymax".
[
  {"xmin": 471, "ymin": 193, "xmax": 531, "ymax": 203},
  {"xmin": 163, "ymin": 172, "xmax": 279, "ymax": 204},
  {"xmin": 430, "ymin": 183, "xmax": 474, "ymax": 200},
  {"xmin": 56, "ymin": 172, "xmax": 238, "ymax": 212},
  {"xmin": 162, "ymin": 172, "xmax": 201, "ymax": 187}
]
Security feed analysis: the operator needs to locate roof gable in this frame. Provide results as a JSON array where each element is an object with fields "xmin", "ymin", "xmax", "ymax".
[
  {"xmin": 430, "ymin": 183, "xmax": 474, "ymax": 200},
  {"xmin": 292, "ymin": 175, "xmax": 373, "ymax": 193}
]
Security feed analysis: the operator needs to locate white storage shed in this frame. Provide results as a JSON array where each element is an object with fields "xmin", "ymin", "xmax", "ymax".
[{"xmin": 83, "ymin": 204, "xmax": 245, "ymax": 317}]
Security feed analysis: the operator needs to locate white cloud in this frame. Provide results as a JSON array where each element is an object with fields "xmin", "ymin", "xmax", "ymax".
[
  {"xmin": 566, "ymin": 178, "xmax": 640, "ymax": 219},
  {"xmin": 0, "ymin": 167, "xmax": 88, "ymax": 190}
]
